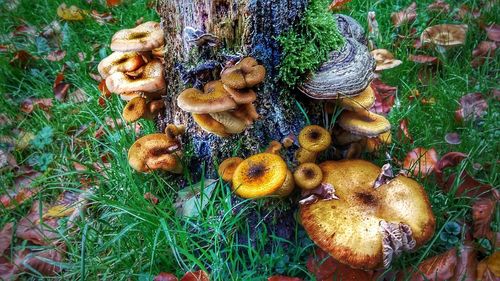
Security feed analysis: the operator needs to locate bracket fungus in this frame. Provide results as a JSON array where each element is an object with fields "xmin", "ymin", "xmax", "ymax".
[
  {"xmin": 296, "ymin": 125, "xmax": 332, "ymax": 164},
  {"xmin": 421, "ymin": 24, "xmax": 468, "ymax": 49},
  {"xmin": 333, "ymin": 14, "xmax": 367, "ymax": 45},
  {"xmin": 300, "ymin": 160, "xmax": 435, "ymax": 269},
  {"xmin": 128, "ymin": 133, "xmax": 182, "ymax": 173},
  {"xmin": 232, "ymin": 153, "xmax": 294, "ymax": 198},
  {"xmin": 110, "ymin": 21, "xmax": 164, "ymax": 52},
  {"xmin": 371, "ymin": 49, "xmax": 402, "ymax": 71},
  {"xmin": 298, "ymin": 38, "xmax": 375, "ymax": 99}
]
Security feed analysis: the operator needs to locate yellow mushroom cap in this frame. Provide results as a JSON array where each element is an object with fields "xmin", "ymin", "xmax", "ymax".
[
  {"xmin": 98, "ymin": 51, "xmax": 144, "ymax": 79},
  {"xmin": 339, "ymin": 85, "xmax": 375, "ymax": 112},
  {"xmin": 338, "ymin": 111, "xmax": 391, "ymax": 137},
  {"xmin": 300, "ymin": 160, "xmax": 435, "ymax": 270},
  {"xmin": 106, "ymin": 60, "xmax": 165, "ymax": 94},
  {"xmin": 128, "ymin": 133, "xmax": 181, "ymax": 173},
  {"xmin": 365, "ymin": 131, "xmax": 392, "ymax": 152},
  {"xmin": 421, "ymin": 24, "xmax": 468, "ymax": 47},
  {"xmin": 123, "ymin": 97, "xmax": 147, "ymax": 122},
  {"xmin": 370, "ymin": 49, "xmax": 402, "ymax": 71},
  {"xmin": 298, "ymin": 125, "xmax": 332, "ymax": 152},
  {"xmin": 218, "ymin": 157, "xmax": 244, "ymax": 182},
  {"xmin": 177, "ymin": 81, "xmax": 237, "ymax": 113},
  {"xmin": 192, "ymin": 113, "xmax": 229, "ymax": 137},
  {"xmin": 221, "ymin": 57, "xmax": 266, "ymax": 89},
  {"xmin": 294, "ymin": 163, "xmax": 323, "ymax": 190},
  {"xmin": 111, "ymin": 21, "xmax": 164, "ymax": 52},
  {"xmin": 232, "ymin": 153, "xmax": 288, "ymax": 198}
]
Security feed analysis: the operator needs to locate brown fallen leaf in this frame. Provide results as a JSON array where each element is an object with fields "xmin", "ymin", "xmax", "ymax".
[
  {"xmin": 456, "ymin": 5, "xmax": 481, "ymax": 20},
  {"xmin": 56, "ymin": 3, "xmax": 85, "ymax": 21},
  {"xmin": 471, "ymin": 41, "xmax": 497, "ymax": 68},
  {"xmin": 403, "ymin": 147, "xmax": 438, "ymax": 177},
  {"xmin": 391, "ymin": 2, "xmax": 417, "ymax": 27},
  {"xmin": 370, "ymin": 78, "xmax": 397, "ymax": 115},
  {"xmin": 306, "ymin": 248, "xmax": 374, "ymax": 281},
  {"xmin": 0, "ymin": 149, "xmax": 18, "ymax": 171},
  {"xmin": 476, "ymin": 251, "xmax": 500, "ymax": 280},
  {"xmin": 0, "ymin": 257, "xmax": 18, "ymax": 281},
  {"xmin": 0, "ymin": 223, "xmax": 14, "ymax": 255},
  {"xmin": 98, "ymin": 79, "xmax": 111, "ymax": 98},
  {"xmin": 9, "ymin": 50, "xmax": 36, "ymax": 68},
  {"xmin": 268, "ymin": 276, "xmax": 303, "ymax": 281},
  {"xmin": 45, "ymin": 50, "xmax": 66, "ymax": 62},
  {"xmin": 180, "ymin": 270, "xmax": 210, "ymax": 281},
  {"xmin": 452, "ymin": 243, "xmax": 477, "ymax": 281},
  {"xmin": 454, "ymin": 93, "xmax": 488, "ymax": 122},
  {"xmin": 409, "ymin": 54, "xmax": 440, "ymax": 64},
  {"xmin": 472, "ymin": 198, "xmax": 496, "ymax": 239},
  {"xmin": 90, "ymin": 10, "xmax": 115, "ymax": 25},
  {"xmin": 13, "ymin": 24, "xmax": 36, "ymax": 37},
  {"xmin": 328, "ymin": 0, "xmax": 352, "ymax": 10},
  {"xmin": 1, "ymin": 169, "xmax": 41, "ymax": 209},
  {"xmin": 427, "ymin": 0, "xmax": 450, "ymax": 13},
  {"xmin": 411, "ymin": 248, "xmax": 457, "ymax": 281},
  {"xmin": 15, "ymin": 201, "xmax": 60, "ymax": 245},
  {"xmin": 154, "ymin": 272, "xmax": 178, "ymax": 281},
  {"xmin": 53, "ymin": 71, "xmax": 70, "ymax": 101},
  {"xmin": 15, "ymin": 245, "xmax": 66, "ymax": 276},
  {"xmin": 20, "ymin": 98, "xmax": 53, "ymax": 114},
  {"xmin": 144, "ymin": 192, "xmax": 159, "ymax": 205},
  {"xmin": 484, "ymin": 24, "xmax": 500, "ymax": 42},
  {"xmin": 398, "ymin": 119, "xmax": 414, "ymax": 143},
  {"xmin": 68, "ymin": 88, "xmax": 88, "ymax": 104}
]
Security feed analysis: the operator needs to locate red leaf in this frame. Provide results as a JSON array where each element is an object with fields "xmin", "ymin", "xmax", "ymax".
[
  {"xmin": 409, "ymin": 54, "xmax": 439, "ymax": 65},
  {"xmin": 0, "ymin": 258, "xmax": 18, "ymax": 281},
  {"xmin": 427, "ymin": 0, "xmax": 450, "ymax": 13},
  {"xmin": 306, "ymin": 249, "xmax": 373, "ymax": 281},
  {"xmin": 434, "ymin": 152, "xmax": 468, "ymax": 175},
  {"xmin": 328, "ymin": 0, "xmax": 352, "ymax": 10},
  {"xmin": 9, "ymin": 50, "xmax": 36, "ymax": 68},
  {"xmin": 411, "ymin": 248, "xmax": 457, "ymax": 281},
  {"xmin": 15, "ymin": 201, "xmax": 60, "ymax": 245},
  {"xmin": 46, "ymin": 50, "xmax": 66, "ymax": 62},
  {"xmin": 180, "ymin": 270, "xmax": 210, "ymax": 281},
  {"xmin": 454, "ymin": 93, "xmax": 488, "ymax": 122},
  {"xmin": 13, "ymin": 24, "xmax": 36, "ymax": 36},
  {"xmin": 398, "ymin": 119, "xmax": 413, "ymax": 143},
  {"xmin": 20, "ymin": 98, "xmax": 53, "ymax": 114},
  {"xmin": 391, "ymin": 2, "xmax": 417, "ymax": 27},
  {"xmin": 98, "ymin": 79, "xmax": 111, "ymax": 98},
  {"xmin": 0, "ymin": 223, "xmax": 13, "ymax": 255},
  {"xmin": 106, "ymin": 0, "xmax": 122, "ymax": 6},
  {"xmin": 154, "ymin": 272, "xmax": 179, "ymax": 281},
  {"xmin": 370, "ymin": 78, "xmax": 396, "ymax": 115},
  {"xmin": 484, "ymin": 24, "xmax": 500, "ymax": 42},
  {"xmin": 90, "ymin": 10, "xmax": 115, "ymax": 25},
  {"xmin": 403, "ymin": 147, "xmax": 439, "ymax": 178},
  {"xmin": 452, "ymin": 243, "xmax": 477, "ymax": 281},
  {"xmin": 268, "ymin": 276, "xmax": 303, "ymax": 281},
  {"xmin": 472, "ymin": 198, "xmax": 496, "ymax": 239},
  {"xmin": 15, "ymin": 245, "xmax": 65, "ymax": 276},
  {"xmin": 441, "ymin": 172, "xmax": 493, "ymax": 198},
  {"xmin": 471, "ymin": 41, "xmax": 497, "ymax": 68},
  {"xmin": 53, "ymin": 71, "xmax": 70, "ymax": 101},
  {"xmin": 1, "ymin": 169, "xmax": 41, "ymax": 209}
]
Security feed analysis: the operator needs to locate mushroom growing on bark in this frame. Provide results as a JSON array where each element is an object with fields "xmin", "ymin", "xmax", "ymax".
[
  {"xmin": 300, "ymin": 160, "xmax": 435, "ymax": 269},
  {"xmin": 333, "ymin": 14, "xmax": 368, "ymax": 45},
  {"xmin": 296, "ymin": 125, "xmax": 332, "ymax": 164},
  {"xmin": 98, "ymin": 51, "xmax": 145, "ymax": 79},
  {"xmin": 218, "ymin": 157, "xmax": 244, "ymax": 182},
  {"xmin": 128, "ymin": 133, "xmax": 182, "ymax": 173},
  {"xmin": 106, "ymin": 60, "xmax": 166, "ymax": 94},
  {"xmin": 110, "ymin": 21, "xmax": 165, "ymax": 52},
  {"xmin": 221, "ymin": 57, "xmax": 266, "ymax": 89}
]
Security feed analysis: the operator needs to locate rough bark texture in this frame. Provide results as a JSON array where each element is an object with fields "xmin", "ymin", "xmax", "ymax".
[{"xmin": 157, "ymin": 0, "xmax": 309, "ymax": 176}]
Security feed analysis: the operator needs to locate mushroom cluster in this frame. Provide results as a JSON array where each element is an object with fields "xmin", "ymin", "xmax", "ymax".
[
  {"xmin": 218, "ymin": 142, "xmax": 295, "ymax": 198},
  {"xmin": 177, "ymin": 57, "xmax": 265, "ymax": 137},
  {"xmin": 300, "ymin": 160, "xmax": 436, "ymax": 270},
  {"xmin": 97, "ymin": 21, "xmax": 166, "ymax": 122}
]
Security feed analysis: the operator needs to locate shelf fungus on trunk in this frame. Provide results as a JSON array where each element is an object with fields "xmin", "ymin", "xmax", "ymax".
[
  {"xmin": 176, "ymin": 57, "xmax": 264, "ymax": 137},
  {"xmin": 300, "ymin": 160, "xmax": 435, "ymax": 270},
  {"xmin": 333, "ymin": 14, "xmax": 368, "ymax": 46}
]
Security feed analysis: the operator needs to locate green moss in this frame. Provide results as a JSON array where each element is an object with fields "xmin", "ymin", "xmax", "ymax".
[{"xmin": 278, "ymin": 0, "xmax": 344, "ymax": 87}]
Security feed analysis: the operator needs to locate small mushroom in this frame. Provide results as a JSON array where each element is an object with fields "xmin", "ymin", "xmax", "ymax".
[
  {"xmin": 338, "ymin": 84, "xmax": 375, "ymax": 112},
  {"xmin": 221, "ymin": 57, "xmax": 266, "ymax": 89},
  {"xmin": 371, "ymin": 49, "xmax": 402, "ymax": 71},
  {"xmin": 265, "ymin": 140, "xmax": 283, "ymax": 154},
  {"xmin": 164, "ymin": 124, "xmax": 185, "ymax": 140},
  {"xmin": 231, "ymin": 103, "xmax": 259, "ymax": 125},
  {"xmin": 296, "ymin": 125, "xmax": 332, "ymax": 164},
  {"xmin": 333, "ymin": 14, "xmax": 367, "ymax": 45},
  {"xmin": 145, "ymin": 99, "xmax": 165, "ymax": 119},
  {"xmin": 365, "ymin": 131, "xmax": 392, "ymax": 152},
  {"xmin": 128, "ymin": 133, "xmax": 182, "ymax": 173},
  {"xmin": 338, "ymin": 110, "xmax": 391, "ymax": 137},
  {"xmin": 232, "ymin": 153, "xmax": 293, "ymax": 198},
  {"xmin": 218, "ymin": 157, "xmax": 244, "ymax": 182},
  {"xmin": 298, "ymin": 38, "xmax": 376, "ymax": 99},
  {"xmin": 106, "ymin": 60, "xmax": 166, "ymax": 94},
  {"xmin": 98, "ymin": 51, "xmax": 144, "ymax": 79},
  {"xmin": 300, "ymin": 160, "xmax": 436, "ymax": 269},
  {"xmin": 123, "ymin": 96, "xmax": 147, "ymax": 122},
  {"xmin": 421, "ymin": 24, "xmax": 468, "ymax": 49},
  {"xmin": 294, "ymin": 163, "xmax": 323, "ymax": 190},
  {"xmin": 177, "ymin": 81, "xmax": 236, "ymax": 113},
  {"xmin": 111, "ymin": 21, "xmax": 164, "ymax": 52}
]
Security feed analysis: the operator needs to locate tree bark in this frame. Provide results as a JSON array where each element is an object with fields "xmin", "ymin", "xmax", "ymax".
[{"xmin": 157, "ymin": 0, "xmax": 309, "ymax": 176}]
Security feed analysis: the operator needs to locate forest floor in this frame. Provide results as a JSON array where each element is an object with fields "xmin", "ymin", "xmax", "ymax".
[{"xmin": 0, "ymin": 0, "xmax": 498, "ymax": 280}]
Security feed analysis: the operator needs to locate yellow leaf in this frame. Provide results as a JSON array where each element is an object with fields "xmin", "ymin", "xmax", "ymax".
[
  {"xmin": 44, "ymin": 205, "xmax": 74, "ymax": 218},
  {"xmin": 57, "ymin": 3, "xmax": 85, "ymax": 21}
]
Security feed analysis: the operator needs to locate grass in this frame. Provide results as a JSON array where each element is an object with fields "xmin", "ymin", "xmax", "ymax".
[{"xmin": 0, "ymin": 0, "xmax": 499, "ymax": 280}]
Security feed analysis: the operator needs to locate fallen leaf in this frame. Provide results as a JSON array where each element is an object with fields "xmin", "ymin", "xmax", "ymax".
[
  {"xmin": 403, "ymin": 148, "xmax": 438, "ymax": 178},
  {"xmin": 0, "ymin": 258, "xmax": 18, "ymax": 281},
  {"xmin": 409, "ymin": 54, "xmax": 440, "ymax": 65},
  {"xmin": 370, "ymin": 78, "xmax": 397, "ymax": 115},
  {"xmin": 328, "ymin": 0, "xmax": 352, "ymax": 10},
  {"xmin": 68, "ymin": 88, "xmax": 88, "ymax": 104},
  {"xmin": 434, "ymin": 152, "xmax": 468, "ymax": 175},
  {"xmin": 53, "ymin": 71, "xmax": 70, "ymax": 101},
  {"xmin": 0, "ymin": 223, "xmax": 14, "ymax": 255},
  {"xmin": 472, "ymin": 198, "xmax": 496, "ymax": 239},
  {"xmin": 1, "ymin": 169, "xmax": 41, "ymax": 209},
  {"xmin": 454, "ymin": 93, "xmax": 488, "ymax": 122},
  {"xmin": 180, "ymin": 270, "xmax": 210, "ymax": 281},
  {"xmin": 9, "ymin": 50, "xmax": 36, "ymax": 68},
  {"xmin": 427, "ymin": 0, "xmax": 450, "ymax": 13},
  {"xmin": 306, "ymin": 248, "xmax": 374, "ymax": 281},
  {"xmin": 484, "ymin": 24, "xmax": 500, "ymax": 42},
  {"xmin": 476, "ymin": 251, "xmax": 500, "ymax": 280},
  {"xmin": 56, "ymin": 3, "xmax": 85, "ymax": 21},
  {"xmin": 456, "ymin": 5, "xmax": 481, "ymax": 20},
  {"xmin": 20, "ymin": 98, "xmax": 53, "ymax": 114},
  {"xmin": 452, "ymin": 243, "xmax": 477, "ymax": 281},
  {"xmin": 15, "ymin": 201, "xmax": 60, "ymax": 245},
  {"xmin": 106, "ymin": 0, "xmax": 122, "ymax": 7},
  {"xmin": 154, "ymin": 273, "xmax": 178, "ymax": 281},
  {"xmin": 13, "ymin": 24, "xmax": 36, "ymax": 37},
  {"xmin": 411, "ymin": 248, "xmax": 457, "ymax": 281},
  {"xmin": 0, "ymin": 149, "xmax": 18, "ymax": 171},
  {"xmin": 471, "ymin": 41, "xmax": 497, "ymax": 68},
  {"xmin": 268, "ymin": 276, "xmax": 303, "ymax": 281},
  {"xmin": 45, "ymin": 50, "xmax": 66, "ymax": 62},
  {"xmin": 391, "ymin": 2, "xmax": 417, "ymax": 27},
  {"xmin": 44, "ymin": 190, "xmax": 83, "ymax": 218},
  {"xmin": 15, "ymin": 245, "xmax": 65, "ymax": 276},
  {"xmin": 175, "ymin": 179, "xmax": 217, "ymax": 218},
  {"xmin": 367, "ymin": 11, "xmax": 380, "ymax": 50},
  {"xmin": 144, "ymin": 192, "xmax": 159, "ymax": 205},
  {"xmin": 90, "ymin": 10, "xmax": 115, "ymax": 25},
  {"xmin": 98, "ymin": 79, "xmax": 111, "ymax": 98},
  {"xmin": 41, "ymin": 20, "xmax": 61, "ymax": 40}
]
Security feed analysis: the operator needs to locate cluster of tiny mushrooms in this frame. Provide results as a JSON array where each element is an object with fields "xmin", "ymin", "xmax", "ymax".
[{"xmin": 93, "ymin": 14, "xmax": 469, "ymax": 270}]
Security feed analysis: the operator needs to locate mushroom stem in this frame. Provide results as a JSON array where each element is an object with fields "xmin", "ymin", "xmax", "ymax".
[
  {"xmin": 272, "ymin": 170, "xmax": 295, "ymax": 197},
  {"xmin": 265, "ymin": 141, "xmax": 283, "ymax": 154},
  {"xmin": 296, "ymin": 147, "xmax": 318, "ymax": 164}
]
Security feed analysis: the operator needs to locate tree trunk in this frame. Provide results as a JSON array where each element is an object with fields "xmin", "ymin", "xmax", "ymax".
[{"xmin": 157, "ymin": 0, "xmax": 309, "ymax": 176}]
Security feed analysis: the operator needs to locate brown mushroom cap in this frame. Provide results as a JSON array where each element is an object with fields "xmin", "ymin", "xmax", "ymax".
[
  {"xmin": 421, "ymin": 24, "xmax": 468, "ymax": 47},
  {"xmin": 123, "ymin": 97, "xmax": 147, "ymax": 122},
  {"xmin": 339, "ymin": 84, "xmax": 375, "ymax": 112},
  {"xmin": 128, "ymin": 133, "xmax": 181, "ymax": 173},
  {"xmin": 371, "ymin": 49, "xmax": 402, "ymax": 71},
  {"xmin": 294, "ymin": 163, "xmax": 323, "ymax": 190},
  {"xmin": 298, "ymin": 125, "xmax": 332, "ymax": 152},
  {"xmin": 332, "ymin": 127, "xmax": 364, "ymax": 146},
  {"xmin": 98, "ymin": 51, "xmax": 144, "ymax": 79},
  {"xmin": 177, "ymin": 81, "xmax": 237, "ymax": 113},
  {"xmin": 232, "ymin": 153, "xmax": 288, "ymax": 198},
  {"xmin": 106, "ymin": 60, "xmax": 165, "ymax": 94},
  {"xmin": 223, "ymin": 85, "xmax": 257, "ymax": 104},
  {"xmin": 192, "ymin": 113, "xmax": 230, "ymax": 137},
  {"xmin": 300, "ymin": 160, "xmax": 436, "ymax": 269},
  {"xmin": 164, "ymin": 124, "xmax": 185, "ymax": 140},
  {"xmin": 221, "ymin": 57, "xmax": 266, "ymax": 89},
  {"xmin": 218, "ymin": 157, "xmax": 244, "ymax": 182},
  {"xmin": 265, "ymin": 140, "xmax": 283, "ymax": 154},
  {"xmin": 111, "ymin": 21, "xmax": 164, "ymax": 52},
  {"xmin": 338, "ymin": 111, "xmax": 391, "ymax": 137}
]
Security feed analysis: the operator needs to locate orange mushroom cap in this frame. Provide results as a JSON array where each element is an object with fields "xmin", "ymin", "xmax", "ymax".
[
  {"xmin": 123, "ymin": 96, "xmax": 147, "ymax": 122},
  {"xmin": 128, "ymin": 133, "xmax": 181, "ymax": 173},
  {"xmin": 223, "ymin": 85, "xmax": 257, "ymax": 104},
  {"xmin": 294, "ymin": 163, "xmax": 323, "ymax": 190},
  {"xmin": 98, "ymin": 51, "xmax": 144, "ymax": 79},
  {"xmin": 338, "ymin": 110, "xmax": 391, "ymax": 137},
  {"xmin": 106, "ymin": 60, "xmax": 165, "ymax": 94},
  {"xmin": 111, "ymin": 21, "xmax": 164, "ymax": 52},
  {"xmin": 177, "ymin": 81, "xmax": 237, "ymax": 113},
  {"xmin": 221, "ymin": 57, "xmax": 266, "ymax": 89},
  {"xmin": 192, "ymin": 113, "xmax": 230, "ymax": 137},
  {"xmin": 218, "ymin": 157, "xmax": 244, "ymax": 182},
  {"xmin": 298, "ymin": 125, "xmax": 332, "ymax": 152},
  {"xmin": 339, "ymin": 85, "xmax": 375, "ymax": 112}
]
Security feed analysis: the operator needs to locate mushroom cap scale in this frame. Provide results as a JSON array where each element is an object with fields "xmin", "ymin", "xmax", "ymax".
[
  {"xmin": 338, "ymin": 110, "xmax": 391, "ymax": 137},
  {"xmin": 298, "ymin": 38, "xmax": 376, "ymax": 99},
  {"xmin": 105, "ymin": 60, "xmax": 166, "ymax": 94},
  {"xmin": 128, "ymin": 133, "xmax": 180, "ymax": 173},
  {"xmin": 298, "ymin": 125, "xmax": 332, "ymax": 152},
  {"xmin": 339, "ymin": 84, "xmax": 375, "ymax": 112},
  {"xmin": 421, "ymin": 24, "xmax": 468, "ymax": 47},
  {"xmin": 98, "ymin": 51, "xmax": 144, "ymax": 79},
  {"xmin": 300, "ymin": 160, "xmax": 435, "ymax": 269},
  {"xmin": 177, "ymin": 81, "xmax": 237, "ymax": 113},
  {"xmin": 232, "ymin": 153, "xmax": 288, "ymax": 198},
  {"xmin": 111, "ymin": 21, "xmax": 165, "ymax": 52}
]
